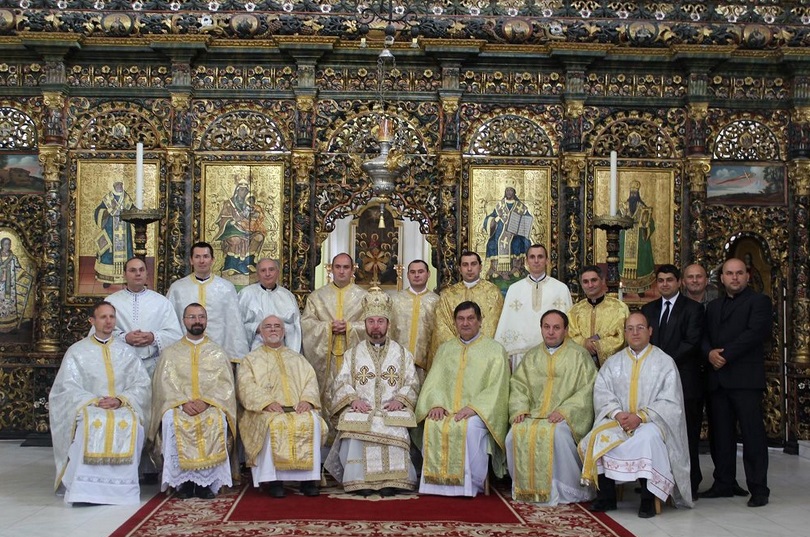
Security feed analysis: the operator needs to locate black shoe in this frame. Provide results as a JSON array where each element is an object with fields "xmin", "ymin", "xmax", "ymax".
[
  {"xmin": 379, "ymin": 487, "xmax": 397, "ymax": 497},
  {"xmin": 300, "ymin": 481, "xmax": 320, "ymax": 497},
  {"xmin": 733, "ymin": 483, "xmax": 750, "ymax": 497},
  {"xmin": 747, "ymin": 495, "xmax": 769, "ymax": 507},
  {"xmin": 589, "ymin": 499, "xmax": 617, "ymax": 512},
  {"xmin": 638, "ymin": 498, "xmax": 656, "ymax": 518},
  {"xmin": 699, "ymin": 487, "xmax": 733, "ymax": 498},
  {"xmin": 175, "ymin": 482, "xmax": 195, "ymax": 499},
  {"xmin": 140, "ymin": 473, "xmax": 159, "ymax": 485},
  {"xmin": 354, "ymin": 489, "xmax": 374, "ymax": 497},
  {"xmin": 692, "ymin": 492, "xmax": 699, "ymax": 502},
  {"xmin": 196, "ymin": 486, "xmax": 216, "ymax": 499},
  {"xmin": 266, "ymin": 481, "xmax": 286, "ymax": 498}
]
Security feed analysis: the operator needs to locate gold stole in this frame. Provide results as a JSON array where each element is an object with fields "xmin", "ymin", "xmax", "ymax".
[
  {"xmin": 408, "ymin": 292, "xmax": 421, "ymax": 355},
  {"xmin": 422, "ymin": 342, "xmax": 472, "ymax": 486},
  {"xmin": 172, "ymin": 337, "xmax": 228, "ymax": 470},
  {"xmin": 511, "ymin": 345, "xmax": 557, "ymax": 501},
  {"xmin": 328, "ymin": 283, "xmax": 348, "ymax": 376},
  {"xmin": 580, "ymin": 346, "xmax": 652, "ymax": 485},
  {"xmin": 265, "ymin": 348, "xmax": 315, "ymax": 471},
  {"xmin": 82, "ymin": 338, "xmax": 137, "ymax": 465},
  {"xmin": 192, "ymin": 275, "xmax": 212, "ymax": 306}
]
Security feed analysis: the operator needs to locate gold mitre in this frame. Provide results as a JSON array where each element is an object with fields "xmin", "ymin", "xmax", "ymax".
[{"xmin": 362, "ymin": 289, "xmax": 392, "ymax": 319}]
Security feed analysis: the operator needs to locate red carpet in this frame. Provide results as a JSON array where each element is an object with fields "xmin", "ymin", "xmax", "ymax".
[{"xmin": 110, "ymin": 483, "xmax": 635, "ymax": 537}]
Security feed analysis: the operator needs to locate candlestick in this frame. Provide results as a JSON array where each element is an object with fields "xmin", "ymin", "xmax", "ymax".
[
  {"xmin": 135, "ymin": 142, "xmax": 144, "ymax": 210},
  {"xmin": 609, "ymin": 150, "xmax": 618, "ymax": 216}
]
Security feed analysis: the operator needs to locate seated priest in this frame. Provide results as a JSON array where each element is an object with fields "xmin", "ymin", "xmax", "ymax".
[
  {"xmin": 149, "ymin": 303, "xmax": 237, "ymax": 500},
  {"xmin": 578, "ymin": 312, "xmax": 693, "ymax": 518},
  {"xmin": 506, "ymin": 309, "xmax": 597, "ymax": 504},
  {"xmin": 49, "ymin": 301, "xmax": 151, "ymax": 505},
  {"xmin": 324, "ymin": 289, "xmax": 420, "ymax": 497},
  {"xmin": 415, "ymin": 300, "xmax": 510, "ymax": 497},
  {"xmin": 237, "ymin": 314, "xmax": 326, "ymax": 498}
]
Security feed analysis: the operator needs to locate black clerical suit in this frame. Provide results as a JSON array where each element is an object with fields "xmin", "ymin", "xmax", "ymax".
[
  {"xmin": 701, "ymin": 286, "xmax": 772, "ymax": 500},
  {"xmin": 641, "ymin": 294, "xmax": 705, "ymax": 493}
]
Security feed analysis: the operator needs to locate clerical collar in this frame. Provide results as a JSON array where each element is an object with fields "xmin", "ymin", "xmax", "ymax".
[
  {"xmin": 546, "ymin": 343, "xmax": 561, "ymax": 354},
  {"xmin": 125, "ymin": 286, "xmax": 147, "ymax": 295},
  {"xmin": 587, "ymin": 295, "xmax": 606, "ymax": 307},
  {"xmin": 408, "ymin": 287, "xmax": 428, "ymax": 295},
  {"xmin": 194, "ymin": 274, "xmax": 211, "ymax": 283},
  {"xmin": 529, "ymin": 273, "xmax": 547, "ymax": 283},
  {"xmin": 463, "ymin": 279, "xmax": 479, "ymax": 289},
  {"xmin": 370, "ymin": 339, "xmax": 387, "ymax": 348},
  {"xmin": 629, "ymin": 344, "xmax": 651, "ymax": 358},
  {"xmin": 185, "ymin": 335, "xmax": 205, "ymax": 345},
  {"xmin": 460, "ymin": 332, "xmax": 481, "ymax": 344},
  {"xmin": 93, "ymin": 335, "xmax": 111, "ymax": 344},
  {"xmin": 261, "ymin": 283, "xmax": 278, "ymax": 291}
]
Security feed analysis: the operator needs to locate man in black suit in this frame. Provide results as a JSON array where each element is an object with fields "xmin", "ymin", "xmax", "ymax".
[
  {"xmin": 700, "ymin": 258, "xmax": 772, "ymax": 507},
  {"xmin": 641, "ymin": 264, "xmax": 705, "ymax": 500}
]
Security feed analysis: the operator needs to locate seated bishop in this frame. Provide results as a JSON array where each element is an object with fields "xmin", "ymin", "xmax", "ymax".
[
  {"xmin": 149, "ymin": 303, "xmax": 237, "ymax": 500},
  {"xmin": 506, "ymin": 309, "xmax": 596, "ymax": 504},
  {"xmin": 325, "ymin": 289, "xmax": 420, "ymax": 497},
  {"xmin": 416, "ymin": 300, "xmax": 510, "ymax": 497},
  {"xmin": 237, "ymin": 314, "xmax": 326, "ymax": 498},
  {"xmin": 49, "ymin": 301, "xmax": 151, "ymax": 505}
]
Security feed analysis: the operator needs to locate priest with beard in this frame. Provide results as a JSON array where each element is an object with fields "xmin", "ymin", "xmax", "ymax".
[
  {"xmin": 149, "ymin": 303, "xmax": 237, "ymax": 499},
  {"xmin": 325, "ymin": 289, "xmax": 420, "ymax": 497}
]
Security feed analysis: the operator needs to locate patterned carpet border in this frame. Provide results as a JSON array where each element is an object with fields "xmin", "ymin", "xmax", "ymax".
[{"xmin": 109, "ymin": 484, "xmax": 635, "ymax": 537}]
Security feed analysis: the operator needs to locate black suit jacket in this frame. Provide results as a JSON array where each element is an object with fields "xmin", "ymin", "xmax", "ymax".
[
  {"xmin": 701, "ymin": 286, "xmax": 772, "ymax": 391},
  {"xmin": 641, "ymin": 294, "xmax": 705, "ymax": 399}
]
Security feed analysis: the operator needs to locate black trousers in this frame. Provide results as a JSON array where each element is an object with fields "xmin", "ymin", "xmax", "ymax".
[{"xmin": 708, "ymin": 387, "xmax": 769, "ymax": 497}]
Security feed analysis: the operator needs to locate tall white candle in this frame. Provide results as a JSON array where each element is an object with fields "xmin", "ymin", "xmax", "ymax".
[
  {"xmin": 609, "ymin": 150, "xmax": 618, "ymax": 216},
  {"xmin": 135, "ymin": 142, "xmax": 144, "ymax": 210}
]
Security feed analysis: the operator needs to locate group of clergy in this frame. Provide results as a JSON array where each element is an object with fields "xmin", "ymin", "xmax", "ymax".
[{"xmin": 48, "ymin": 240, "xmax": 769, "ymax": 518}]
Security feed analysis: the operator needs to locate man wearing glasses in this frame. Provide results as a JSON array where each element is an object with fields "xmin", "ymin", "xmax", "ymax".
[
  {"xmin": 149, "ymin": 303, "xmax": 237, "ymax": 500},
  {"xmin": 579, "ymin": 312, "xmax": 693, "ymax": 518}
]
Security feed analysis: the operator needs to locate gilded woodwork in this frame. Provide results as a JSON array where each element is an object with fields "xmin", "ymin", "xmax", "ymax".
[{"xmin": 0, "ymin": 3, "xmax": 806, "ymax": 440}]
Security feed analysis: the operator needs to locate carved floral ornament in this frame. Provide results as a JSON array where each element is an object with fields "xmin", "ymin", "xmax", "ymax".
[
  {"xmin": 2, "ymin": 2, "xmax": 810, "ymax": 47},
  {"xmin": 0, "ymin": 107, "xmax": 37, "ymax": 149}
]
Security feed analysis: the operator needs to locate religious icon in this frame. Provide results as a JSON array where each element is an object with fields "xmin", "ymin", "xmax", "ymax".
[
  {"xmin": 201, "ymin": 162, "xmax": 283, "ymax": 288},
  {"xmin": 0, "ymin": 153, "xmax": 44, "ymax": 195},
  {"xmin": 93, "ymin": 181, "xmax": 135, "ymax": 286},
  {"xmin": 469, "ymin": 166, "xmax": 551, "ymax": 292},
  {"xmin": 593, "ymin": 165, "xmax": 674, "ymax": 300},
  {"xmin": 213, "ymin": 177, "xmax": 267, "ymax": 277},
  {"xmin": 73, "ymin": 159, "xmax": 158, "ymax": 297},
  {"xmin": 351, "ymin": 205, "xmax": 403, "ymax": 289},
  {"xmin": 0, "ymin": 231, "xmax": 35, "ymax": 339},
  {"xmin": 617, "ymin": 180, "xmax": 656, "ymax": 293}
]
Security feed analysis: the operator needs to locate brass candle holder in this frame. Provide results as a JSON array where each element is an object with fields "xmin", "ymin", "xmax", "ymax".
[
  {"xmin": 120, "ymin": 208, "xmax": 162, "ymax": 260},
  {"xmin": 592, "ymin": 214, "xmax": 633, "ymax": 294}
]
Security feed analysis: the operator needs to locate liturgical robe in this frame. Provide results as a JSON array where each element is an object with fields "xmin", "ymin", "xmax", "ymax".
[
  {"xmin": 567, "ymin": 296, "xmax": 629, "ymax": 366},
  {"xmin": 390, "ymin": 287, "xmax": 439, "ymax": 374},
  {"xmin": 238, "ymin": 282, "xmax": 302, "ymax": 353}
]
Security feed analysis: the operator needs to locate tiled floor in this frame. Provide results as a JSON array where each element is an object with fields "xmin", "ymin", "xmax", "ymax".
[{"xmin": 0, "ymin": 439, "xmax": 807, "ymax": 537}]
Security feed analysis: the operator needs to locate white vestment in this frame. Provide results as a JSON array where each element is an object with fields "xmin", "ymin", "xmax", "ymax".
[
  {"xmin": 92, "ymin": 288, "xmax": 184, "ymax": 376},
  {"xmin": 237, "ymin": 282, "xmax": 302, "ymax": 353},
  {"xmin": 166, "ymin": 274, "xmax": 248, "ymax": 359},
  {"xmin": 578, "ymin": 345, "xmax": 693, "ymax": 507},
  {"xmin": 49, "ymin": 336, "xmax": 151, "ymax": 505},
  {"xmin": 495, "ymin": 275, "xmax": 572, "ymax": 370}
]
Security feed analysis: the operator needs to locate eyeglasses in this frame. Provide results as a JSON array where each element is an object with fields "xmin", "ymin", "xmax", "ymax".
[
  {"xmin": 624, "ymin": 325, "xmax": 649, "ymax": 332},
  {"xmin": 184, "ymin": 314, "xmax": 207, "ymax": 320}
]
